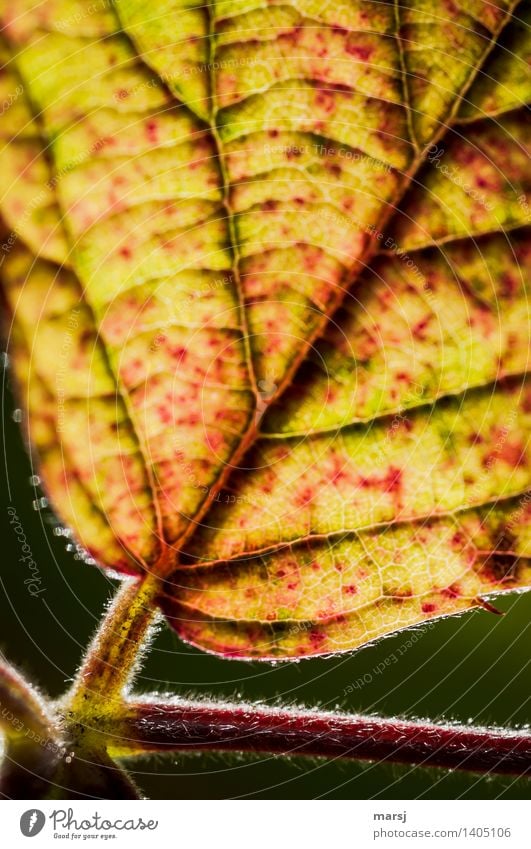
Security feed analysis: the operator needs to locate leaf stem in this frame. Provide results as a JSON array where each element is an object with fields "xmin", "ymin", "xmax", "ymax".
[
  {"xmin": 62, "ymin": 575, "xmax": 160, "ymax": 717},
  {"xmin": 106, "ymin": 699, "xmax": 531, "ymax": 777}
]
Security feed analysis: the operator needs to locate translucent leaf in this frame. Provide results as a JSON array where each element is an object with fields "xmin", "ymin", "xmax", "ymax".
[{"xmin": 1, "ymin": 0, "xmax": 530, "ymax": 657}]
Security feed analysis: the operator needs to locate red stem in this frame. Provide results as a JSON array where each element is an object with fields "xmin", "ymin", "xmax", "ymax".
[{"xmin": 112, "ymin": 700, "xmax": 531, "ymax": 776}]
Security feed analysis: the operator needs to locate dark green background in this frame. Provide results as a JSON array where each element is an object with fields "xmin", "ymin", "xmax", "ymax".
[{"xmin": 2, "ymin": 382, "xmax": 530, "ymax": 800}]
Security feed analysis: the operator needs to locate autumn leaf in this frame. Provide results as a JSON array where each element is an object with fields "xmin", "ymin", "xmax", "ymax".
[{"xmin": 1, "ymin": 0, "xmax": 530, "ymax": 660}]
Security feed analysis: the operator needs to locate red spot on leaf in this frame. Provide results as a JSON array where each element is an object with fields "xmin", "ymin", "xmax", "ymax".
[
  {"xmin": 441, "ymin": 584, "xmax": 461, "ymax": 599},
  {"xmin": 498, "ymin": 441, "xmax": 525, "ymax": 468},
  {"xmin": 413, "ymin": 315, "xmax": 431, "ymax": 340},
  {"xmin": 156, "ymin": 404, "xmax": 173, "ymax": 425},
  {"xmin": 145, "ymin": 120, "xmax": 158, "ymax": 143},
  {"xmin": 295, "ymin": 486, "xmax": 315, "ymax": 507},
  {"xmin": 346, "ymin": 43, "xmax": 373, "ymax": 61},
  {"xmin": 170, "ymin": 345, "xmax": 188, "ymax": 363}
]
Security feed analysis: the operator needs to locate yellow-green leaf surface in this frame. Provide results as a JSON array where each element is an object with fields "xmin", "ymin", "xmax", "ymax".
[
  {"xmin": 0, "ymin": 38, "xmax": 68, "ymax": 263},
  {"xmin": 1, "ymin": 0, "xmax": 530, "ymax": 658}
]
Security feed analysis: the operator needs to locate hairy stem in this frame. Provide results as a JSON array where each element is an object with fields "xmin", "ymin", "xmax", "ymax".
[
  {"xmin": 55, "ymin": 581, "xmax": 530, "ymax": 780},
  {"xmin": 62, "ymin": 575, "xmax": 160, "ymax": 716},
  {"xmin": 0, "ymin": 656, "xmax": 67, "ymax": 798},
  {"xmin": 104, "ymin": 699, "xmax": 531, "ymax": 777},
  {"xmin": 0, "ymin": 654, "xmax": 57, "ymax": 742}
]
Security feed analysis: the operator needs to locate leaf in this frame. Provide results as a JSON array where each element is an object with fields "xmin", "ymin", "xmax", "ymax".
[
  {"xmin": 1, "ymin": 0, "xmax": 530, "ymax": 658},
  {"xmin": 0, "ymin": 37, "xmax": 68, "ymax": 263}
]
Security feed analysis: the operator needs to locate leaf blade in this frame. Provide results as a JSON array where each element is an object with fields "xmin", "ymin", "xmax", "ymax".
[{"xmin": 2, "ymin": 0, "xmax": 530, "ymax": 658}]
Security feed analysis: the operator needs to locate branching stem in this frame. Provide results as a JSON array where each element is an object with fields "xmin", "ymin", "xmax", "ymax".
[
  {"xmin": 103, "ymin": 698, "xmax": 531, "ymax": 777},
  {"xmin": 55, "ymin": 580, "xmax": 531, "ymax": 781}
]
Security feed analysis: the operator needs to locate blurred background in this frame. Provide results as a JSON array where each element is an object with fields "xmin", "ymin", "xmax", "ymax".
[{"xmin": 2, "ymin": 380, "xmax": 530, "ymax": 800}]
